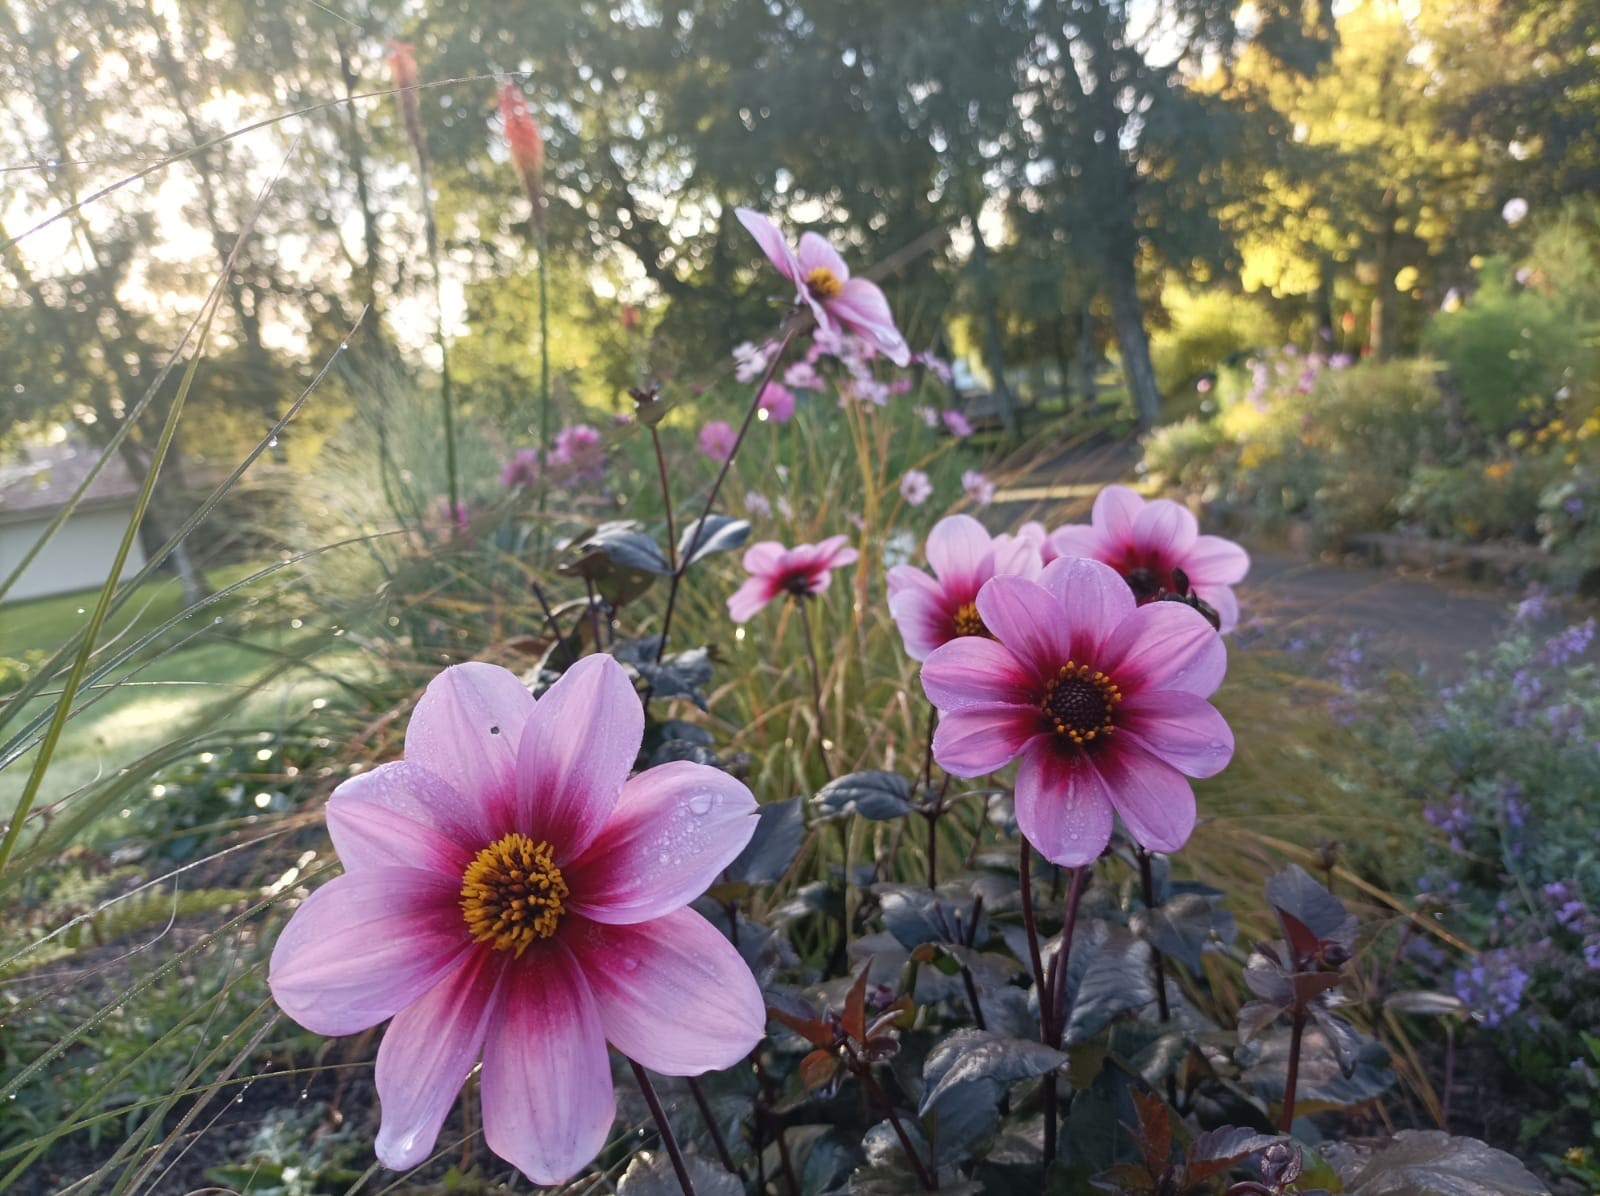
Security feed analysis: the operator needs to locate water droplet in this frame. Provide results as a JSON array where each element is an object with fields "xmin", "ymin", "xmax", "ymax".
[
  {"xmin": 687, "ymin": 792, "xmax": 713, "ymax": 816},
  {"xmin": 622, "ymin": 956, "xmax": 640, "ymax": 972},
  {"xmin": 658, "ymin": 852, "xmax": 670, "ymax": 865}
]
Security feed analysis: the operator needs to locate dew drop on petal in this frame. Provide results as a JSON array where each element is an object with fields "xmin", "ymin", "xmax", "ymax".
[
  {"xmin": 622, "ymin": 956, "xmax": 640, "ymax": 972},
  {"xmin": 687, "ymin": 792, "xmax": 713, "ymax": 816}
]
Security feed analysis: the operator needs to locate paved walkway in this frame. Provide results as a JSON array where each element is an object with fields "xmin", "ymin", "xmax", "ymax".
[{"xmin": 995, "ymin": 442, "xmax": 1538, "ymax": 680}]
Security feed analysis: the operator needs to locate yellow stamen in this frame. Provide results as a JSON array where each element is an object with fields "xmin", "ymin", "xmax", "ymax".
[
  {"xmin": 460, "ymin": 833, "xmax": 569, "ymax": 956},
  {"xmin": 806, "ymin": 266, "xmax": 844, "ymax": 299},
  {"xmin": 952, "ymin": 601, "xmax": 989, "ymax": 638},
  {"xmin": 1040, "ymin": 660, "xmax": 1122, "ymax": 746}
]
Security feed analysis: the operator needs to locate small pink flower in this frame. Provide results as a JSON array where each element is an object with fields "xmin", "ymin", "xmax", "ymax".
[
  {"xmin": 550, "ymin": 424, "xmax": 605, "ymax": 480},
  {"xmin": 1196, "ymin": 377, "xmax": 1213, "ymax": 393},
  {"xmin": 745, "ymin": 490, "xmax": 773, "ymax": 518},
  {"xmin": 758, "ymin": 382, "xmax": 796, "ymax": 423},
  {"xmin": 785, "ymin": 360, "xmax": 822, "ymax": 389},
  {"xmin": 888, "ymin": 377, "xmax": 913, "ymax": 396},
  {"xmin": 900, "ymin": 469, "xmax": 933, "ymax": 507},
  {"xmin": 699, "ymin": 420, "xmax": 738, "ymax": 462},
  {"xmin": 962, "ymin": 470, "xmax": 995, "ymax": 506},
  {"xmin": 269, "ymin": 657, "xmax": 765, "ymax": 1184},
  {"xmin": 728, "ymin": 536, "xmax": 859, "ymax": 622},
  {"xmin": 942, "ymin": 410, "xmax": 973, "ymax": 438},
  {"xmin": 735, "ymin": 208, "xmax": 911, "ymax": 367},
  {"xmin": 500, "ymin": 448, "xmax": 541, "ymax": 489},
  {"xmin": 886, "ymin": 514, "xmax": 1040, "ymax": 661},
  {"xmin": 1048, "ymin": 485, "xmax": 1251, "ymax": 633},
  {"xmin": 733, "ymin": 340, "xmax": 776, "ymax": 384},
  {"xmin": 914, "ymin": 405, "xmax": 940, "ymax": 429},
  {"xmin": 921, "ymin": 558, "xmax": 1234, "ymax": 865}
]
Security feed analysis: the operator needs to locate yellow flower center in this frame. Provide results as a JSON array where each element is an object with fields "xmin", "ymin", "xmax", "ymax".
[
  {"xmin": 459, "ymin": 833, "xmax": 569, "ymax": 956},
  {"xmin": 1040, "ymin": 661, "xmax": 1122, "ymax": 746},
  {"xmin": 951, "ymin": 601, "xmax": 989, "ymax": 638},
  {"xmin": 806, "ymin": 266, "xmax": 844, "ymax": 299}
]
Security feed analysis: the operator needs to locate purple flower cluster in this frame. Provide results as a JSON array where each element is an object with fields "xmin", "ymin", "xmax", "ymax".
[
  {"xmin": 1423, "ymin": 793, "xmax": 1473, "ymax": 851},
  {"xmin": 1453, "ymin": 948, "xmax": 1531, "ymax": 1028}
]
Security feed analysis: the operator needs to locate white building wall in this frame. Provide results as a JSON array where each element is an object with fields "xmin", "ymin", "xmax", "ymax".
[{"xmin": 0, "ymin": 507, "xmax": 147, "ymax": 603}]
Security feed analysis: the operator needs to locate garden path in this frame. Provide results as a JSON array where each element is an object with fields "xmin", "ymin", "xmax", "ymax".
[{"xmin": 996, "ymin": 440, "xmax": 1537, "ymax": 680}]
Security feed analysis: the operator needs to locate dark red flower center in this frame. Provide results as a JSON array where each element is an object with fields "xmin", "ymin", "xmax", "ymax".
[
  {"xmin": 1040, "ymin": 662, "xmax": 1122, "ymax": 747},
  {"xmin": 460, "ymin": 833, "xmax": 568, "ymax": 955},
  {"xmin": 806, "ymin": 266, "xmax": 843, "ymax": 299},
  {"xmin": 780, "ymin": 566, "xmax": 816, "ymax": 596}
]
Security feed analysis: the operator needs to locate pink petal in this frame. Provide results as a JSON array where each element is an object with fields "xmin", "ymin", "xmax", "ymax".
[
  {"xmin": 1091, "ymin": 485, "xmax": 1145, "ymax": 545},
  {"xmin": 1037, "ymin": 557, "xmax": 1136, "ymax": 660},
  {"xmin": 480, "ymin": 945, "xmax": 615, "ymax": 1186},
  {"xmin": 992, "ymin": 532, "xmax": 1045, "ymax": 579},
  {"xmin": 975, "ymin": 575, "xmax": 1074, "ymax": 681},
  {"xmin": 741, "ymin": 540, "xmax": 787, "ymax": 577},
  {"xmin": 921, "ymin": 637, "xmax": 1036, "ymax": 710},
  {"xmin": 565, "ymin": 762, "xmax": 758, "ymax": 924},
  {"xmin": 1119, "ymin": 690, "xmax": 1234, "ymax": 778},
  {"xmin": 925, "ymin": 514, "xmax": 994, "ymax": 596},
  {"xmin": 1132, "ymin": 499, "xmax": 1199, "ymax": 561},
  {"xmin": 796, "ymin": 231, "xmax": 851, "ymax": 282},
  {"xmin": 728, "ymin": 575, "xmax": 776, "ymax": 623},
  {"xmin": 374, "ymin": 948, "xmax": 505, "ymax": 1170},
  {"xmin": 1047, "ymin": 524, "xmax": 1109, "ymax": 562},
  {"xmin": 830, "ymin": 278, "xmax": 911, "ymax": 366},
  {"xmin": 1101, "ymin": 602, "xmax": 1227, "ymax": 697},
  {"xmin": 404, "ymin": 663, "xmax": 535, "ymax": 834},
  {"xmin": 930, "ymin": 704, "xmax": 1039, "ymax": 776},
  {"xmin": 887, "ymin": 563, "xmax": 938, "ymax": 602},
  {"xmin": 1096, "ymin": 742, "xmax": 1198, "ymax": 854},
  {"xmin": 735, "ymin": 207, "xmax": 801, "ymax": 288},
  {"xmin": 567, "ymin": 909, "xmax": 765, "ymax": 1074},
  {"xmin": 269, "ymin": 869, "xmax": 470, "ymax": 1037},
  {"xmin": 1183, "ymin": 534, "xmax": 1250, "ymax": 587},
  {"xmin": 1013, "ymin": 740, "xmax": 1115, "ymax": 867},
  {"xmin": 814, "ymin": 534, "xmax": 857, "ymax": 567},
  {"xmin": 888, "ymin": 582, "xmax": 955, "ymax": 662},
  {"xmin": 326, "ymin": 762, "xmax": 478, "ymax": 874},
  {"xmin": 516, "ymin": 654, "xmax": 642, "ymax": 861},
  {"xmin": 1203, "ymin": 585, "xmax": 1241, "ymax": 635}
]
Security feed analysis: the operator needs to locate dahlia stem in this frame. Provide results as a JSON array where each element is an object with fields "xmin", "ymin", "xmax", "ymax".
[
  {"xmin": 852, "ymin": 1054, "xmax": 938, "ymax": 1191},
  {"xmin": 529, "ymin": 577, "xmax": 576, "ymax": 667},
  {"xmin": 652, "ymin": 424, "xmax": 678, "ymax": 573},
  {"xmin": 630, "ymin": 1060, "xmax": 697, "ymax": 1195},
  {"xmin": 1137, "ymin": 848, "xmax": 1172, "ymax": 1026},
  {"xmin": 686, "ymin": 1075, "xmax": 744, "ymax": 1181},
  {"xmin": 1048, "ymin": 867, "xmax": 1087, "ymax": 1045},
  {"xmin": 797, "ymin": 598, "xmax": 833, "ymax": 778},
  {"xmin": 655, "ymin": 324, "xmax": 798, "ymax": 664},
  {"xmin": 1019, "ymin": 841, "xmax": 1061, "ymax": 1166},
  {"xmin": 1280, "ymin": 1010, "xmax": 1307, "ymax": 1133},
  {"xmin": 534, "ymin": 220, "xmax": 552, "ymax": 529}
]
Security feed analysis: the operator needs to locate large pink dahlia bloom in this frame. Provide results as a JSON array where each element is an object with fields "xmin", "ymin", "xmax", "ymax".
[
  {"xmin": 268, "ymin": 656, "xmax": 765, "ymax": 1185},
  {"xmin": 921, "ymin": 557, "xmax": 1234, "ymax": 867},
  {"xmin": 1048, "ymin": 484, "xmax": 1251, "ymax": 632},
  {"xmin": 728, "ymin": 535, "xmax": 859, "ymax": 623},
  {"xmin": 887, "ymin": 514, "xmax": 1041, "ymax": 662},
  {"xmin": 734, "ymin": 207, "xmax": 911, "ymax": 367}
]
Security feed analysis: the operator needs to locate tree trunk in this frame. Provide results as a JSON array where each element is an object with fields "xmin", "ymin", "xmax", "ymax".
[
  {"xmin": 1103, "ymin": 250, "xmax": 1160, "ymax": 429},
  {"xmin": 1077, "ymin": 297, "xmax": 1097, "ymax": 408},
  {"xmin": 968, "ymin": 213, "xmax": 1020, "ymax": 438},
  {"xmin": 1313, "ymin": 255, "xmax": 1335, "ymax": 342},
  {"xmin": 1370, "ymin": 193, "xmax": 1399, "ymax": 361}
]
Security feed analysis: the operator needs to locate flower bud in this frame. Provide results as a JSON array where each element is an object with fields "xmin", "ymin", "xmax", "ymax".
[{"xmin": 498, "ymin": 82, "xmax": 545, "ymax": 214}]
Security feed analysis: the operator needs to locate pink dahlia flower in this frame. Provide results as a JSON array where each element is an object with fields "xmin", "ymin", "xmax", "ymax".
[
  {"xmin": 734, "ymin": 207, "xmax": 911, "ymax": 367},
  {"xmin": 699, "ymin": 419, "xmax": 738, "ymax": 462},
  {"xmin": 500, "ymin": 448, "xmax": 541, "ymax": 489},
  {"xmin": 886, "ymin": 514, "xmax": 1041, "ymax": 662},
  {"xmin": 942, "ymin": 409, "xmax": 973, "ymax": 438},
  {"xmin": 728, "ymin": 535, "xmax": 859, "ymax": 623},
  {"xmin": 1049, "ymin": 485, "xmax": 1251, "ymax": 632},
  {"xmin": 922, "ymin": 558, "xmax": 1233, "ymax": 866},
  {"xmin": 268, "ymin": 657, "xmax": 765, "ymax": 1185},
  {"xmin": 758, "ymin": 382, "xmax": 797, "ymax": 423}
]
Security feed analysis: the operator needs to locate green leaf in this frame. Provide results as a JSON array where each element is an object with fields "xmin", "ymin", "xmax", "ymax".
[
  {"xmin": 813, "ymin": 771, "xmax": 914, "ymax": 821},
  {"xmin": 1329, "ymin": 1130, "xmax": 1548, "ymax": 1195}
]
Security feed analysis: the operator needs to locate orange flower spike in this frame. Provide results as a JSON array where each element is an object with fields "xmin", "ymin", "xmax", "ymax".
[
  {"xmin": 498, "ymin": 82, "xmax": 545, "ymax": 212},
  {"xmin": 386, "ymin": 40, "xmax": 424, "ymax": 157}
]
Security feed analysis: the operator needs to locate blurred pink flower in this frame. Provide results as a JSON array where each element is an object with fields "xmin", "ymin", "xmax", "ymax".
[
  {"xmin": 699, "ymin": 420, "xmax": 738, "ymax": 462},
  {"xmin": 942, "ymin": 410, "xmax": 973, "ymax": 438},
  {"xmin": 962, "ymin": 470, "xmax": 995, "ymax": 506},
  {"xmin": 758, "ymin": 382, "xmax": 796, "ymax": 423},
  {"xmin": 1048, "ymin": 485, "xmax": 1250, "ymax": 633},
  {"xmin": 887, "ymin": 377, "xmax": 913, "ymax": 396},
  {"xmin": 899, "ymin": 469, "xmax": 933, "ymax": 507},
  {"xmin": 886, "ymin": 514, "xmax": 1040, "ymax": 661},
  {"xmin": 269, "ymin": 657, "xmax": 764, "ymax": 1184},
  {"xmin": 744, "ymin": 490, "xmax": 773, "ymax": 518},
  {"xmin": 784, "ymin": 360, "xmax": 822, "ymax": 389},
  {"xmin": 922, "ymin": 558, "xmax": 1233, "ymax": 865},
  {"xmin": 728, "ymin": 536, "xmax": 859, "ymax": 622},
  {"xmin": 500, "ymin": 448, "xmax": 541, "ymax": 489},
  {"xmin": 1002, "ymin": 519, "xmax": 1059, "ymax": 565},
  {"xmin": 733, "ymin": 340, "xmax": 777, "ymax": 384},
  {"xmin": 914, "ymin": 405, "xmax": 940, "ymax": 429},
  {"xmin": 550, "ymin": 425, "xmax": 605, "ymax": 481},
  {"xmin": 1196, "ymin": 377, "xmax": 1213, "ymax": 393},
  {"xmin": 735, "ymin": 208, "xmax": 911, "ymax": 366}
]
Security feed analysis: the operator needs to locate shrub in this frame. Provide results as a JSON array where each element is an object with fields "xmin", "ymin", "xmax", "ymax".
[{"xmin": 1151, "ymin": 282, "xmax": 1283, "ymax": 398}]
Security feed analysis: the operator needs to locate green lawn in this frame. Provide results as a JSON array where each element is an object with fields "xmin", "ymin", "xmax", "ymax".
[{"xmin": 0, "ymin": 565, "xmax": 376, "ymax": 823}]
